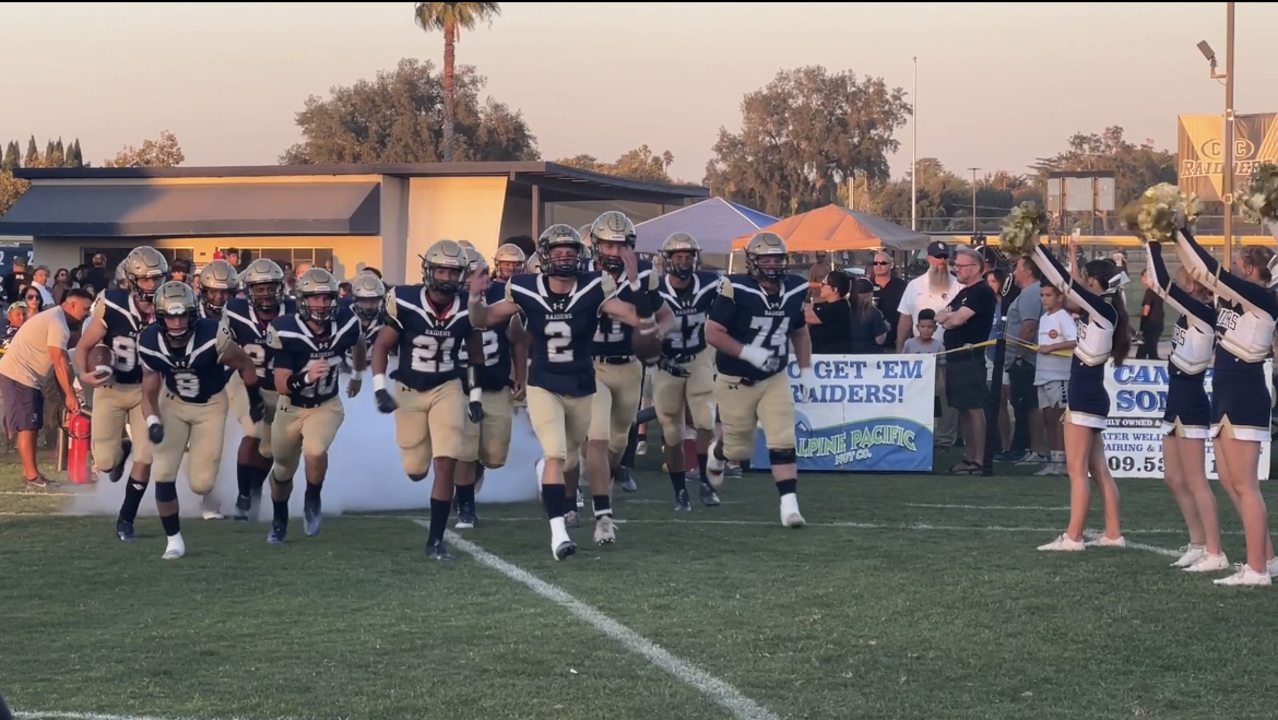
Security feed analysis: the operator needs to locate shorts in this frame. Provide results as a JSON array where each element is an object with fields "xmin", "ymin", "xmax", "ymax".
[
  {"xmin": 1036, "ymin": 380, "xmax": 1067, "ymax": 410},
  {"xmin": 944, "ymin": 354, "xmax": 987, "ymax": 411},
  {"xmin": 0, "ymin": 373, "xmax": 44, "ymax": 433}
]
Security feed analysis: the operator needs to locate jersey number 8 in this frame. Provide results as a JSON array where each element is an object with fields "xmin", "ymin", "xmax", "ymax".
[
  {"xmin": 174, "ymin": 372, "xmax": 201, "ymax": 399},
  {"xmin": 242, "ymin": 343, "xmax": 268, "ymax": 377},
  {"xmin": 112, "ymin": 336, "xmax": 138, "ymax": 373}
]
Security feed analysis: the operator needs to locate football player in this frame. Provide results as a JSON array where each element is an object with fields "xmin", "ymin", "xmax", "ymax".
[
  {"xmin": 372, "ymin": 240, "xmax": 473, "ymax": 561},
  {"xmin": 583, "ymin": 211, "xmax": 673, "ymax": 541},
  {"xmin": 73, "ymin": 246, "xmax": 168, "ymax": 543},
  {"xmin": 653, "ymin": 232, "xmax": 722, "ymax": 510},
  {"xmin": 453, "ymin": 246, "xmax": 528, "ymax": 529},
  {"xmin": 493, "ymin": 243, "xmax": 527, "ymax": 282},
  {"xmin": 265, "ymin": 268, "xmax": 365, "ymax": 544},
  {"xmin": 224, "ymin": 259, "xmax": 295, "ymax": 521},
  {"xmin": 704, "ymin": 232, "xmax": 813, "ymax": 528},
  {"xmin": 193, "ymin": 258, "xmax": 240, "ymax": 519},
  {"xmin": 138, "ymin": 282, "xmax": 264, "ymax": 559},
  {"xmin": 346, "ymin": 272, "xmax": 386, "ymax": 371},
  {"xmin": 468, "ymin": 224, "xmax": 656, "ymax": 560}
]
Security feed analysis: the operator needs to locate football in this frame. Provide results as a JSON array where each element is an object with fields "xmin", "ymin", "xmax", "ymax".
[
  {"xmin": 86, "ymin": 343, "xmax": 114, "ymax": 374},
  {"xmin": 632, "ymin": 327, "xmax": 662, "ymax": 364}
]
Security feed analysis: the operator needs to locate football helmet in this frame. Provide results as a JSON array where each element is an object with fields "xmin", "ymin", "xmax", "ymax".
[
  {"xmin": 744, "ymin": 232, "xmax": 789, "ymax": 284},
  {"xmin": 122, "ymin": 246, "xmax": 169, "ymax": 303},
  {"xmin": 154, "ymin": 280, "xmax": 198, "ymax": 345},
  {"xmin": 589, "ymin": 211, "xmax": 637, "ymax": 274},
  {"xmin": 537, "ymin": 225, "xmax": 585, "ymax": 278},
  {"xmin": 661, "ymin": 232, "xmax": 701, "ymax": 280},
  {"xmin": 198, "ymin": 259, "xmax": 239, "ymax": 317},
  {"xmin": 422, "ymin": 240, "xmax": 470, "ymax": 295},
  {"xmin": 493, "ymin": 243, "xmax": 526, "ymax": 281},
  {"xmin": 350, "ymin": 272, "xmax": 386, "ymax": 323},
  {"xmin": 239, "ymin": 258, "xmax": 286, "ymax": 315},
  {"xmin": 296, "ymin": 267, "xmax": 341, "ymax": 323}
]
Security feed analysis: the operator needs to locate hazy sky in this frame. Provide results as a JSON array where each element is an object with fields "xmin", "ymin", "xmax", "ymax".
[{"xmin": 3, "ymin": 2, "xmax": 1276, "ymax": 184}]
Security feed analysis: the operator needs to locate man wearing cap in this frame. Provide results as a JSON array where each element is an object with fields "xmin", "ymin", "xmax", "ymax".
[{"xmin": 896, "ymin": 240, "xmax": 962, "ymax": 447}]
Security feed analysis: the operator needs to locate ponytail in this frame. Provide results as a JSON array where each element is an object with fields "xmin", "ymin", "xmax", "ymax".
[{"xmin": 1110, "ymin": 291, "xmax": 1131, "ymax": 366}]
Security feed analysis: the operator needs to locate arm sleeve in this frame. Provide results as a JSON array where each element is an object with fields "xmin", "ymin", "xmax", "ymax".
[
  {"xmin": 1173, "ymin": 227, "xmax": 1278, "ymax": 316},
  {"xmin": 1146, "ymin": 241, "xmax": 1216, "ymax": 329},
  {"xmin": 1033, "ymin": 245, "xmax": 1115, "ymax": 323}
]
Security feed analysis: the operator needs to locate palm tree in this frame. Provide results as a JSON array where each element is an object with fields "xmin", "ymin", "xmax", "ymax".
[{"xmin": 413, "ymin": 2, "xmax": 502, "ymax": 162}]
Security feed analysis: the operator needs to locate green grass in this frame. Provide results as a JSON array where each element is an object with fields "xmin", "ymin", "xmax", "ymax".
[{"xmin": 4, "ymin": 447, "xmax": 1278, "ymax": 720}]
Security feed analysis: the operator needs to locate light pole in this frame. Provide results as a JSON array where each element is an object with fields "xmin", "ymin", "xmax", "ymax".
[
  {"xmin": 1198, "ymin": 2, "xmax": 1236, "ymax": 259},
  {"xmin": 968, "ymin": 167, "xmax": 980, "ymax": 235},
  {"xmin": 911, "ymin": 56, "xmax": 918, "ymax": 231}
]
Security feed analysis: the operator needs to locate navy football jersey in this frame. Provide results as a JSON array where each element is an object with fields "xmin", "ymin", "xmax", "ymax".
[
  {"xmin": 137, "ymin": 318, "xmax": 234, "ymax": 404},
  {"xmin": 473, "ymin": 281, "xmax": 513, "ymax": 391},
  {"xmin": 383, "ymin": 285, "xmax": 472, "ymax": 392},
  {"xmin": 592, "ymin": 260, "xmax": 659, "ymax": 358},
  {"xmin": 505, "ymin": 271, "xmax": 616, "ymax": 397},
  {"xmin": 658, "ymin": 270, "xmax": 720, "ymax": 359},
  {"xmin": 267, "ymin": 306, "xmax": 362, "ymax": 408},
  {"xmin": 90, "ymin": 288, "xmax": 154, "ymax": 386},
  {"xmin": 224, "ymin": 298, "xmax": 295, "ymax": 384},
  {"xmin": 710, "ymin": 273, "xmax": 807, "ymax": 382}
]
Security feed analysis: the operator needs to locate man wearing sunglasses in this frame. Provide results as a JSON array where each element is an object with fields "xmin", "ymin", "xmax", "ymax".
[{"xmin": 868, "ymin": 252, "xmax": 906, "ymax": 352}]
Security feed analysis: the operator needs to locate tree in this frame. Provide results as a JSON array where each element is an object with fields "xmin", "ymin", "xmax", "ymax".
[
  {"xmin": 1032, "ymin": 126, "xmax": 1176, "ymax": 210},
  {"xmin": 557, "ymin": 145, "xmax": 676, "ymax": 183},
  {"xmin": 103, "ymin": 130, "xmax": 185, "ymax": 168},
  {"xmin": 413, "ymin": 2, "xmax": 501, "ymax": 162},
  {"xmin": 864, "ymin": 159, "xmax": 1034, "ymax": 232},
  {"xmin": 47, "ymin": 138, "xmax": 65, "ymax": 168},
  {"xmin": 67, "ymin": 139, "xmax": 84, "ymax": 168},
  {"xmin": 0, "ymin": 172, "xmax": 29, "ymax": 219},
  {"xmin": 24, "ymin": 136, "xmax": 38, "ymax": 167},
  {"xmin": 1, "ymin": 142, "xmax": 18, "ymax": 171},
  {"xmin": 280, "ymin": 58, "xmax": 538, "ymax": 165},
  {"xmin": 703, "ymin": 65, "xmax": 912, "ymax": 217}
]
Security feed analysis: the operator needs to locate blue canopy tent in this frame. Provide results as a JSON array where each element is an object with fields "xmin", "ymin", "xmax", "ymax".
[{"xmin": 634, "ymin": 197, "xmax": 777, "ymax": 256}]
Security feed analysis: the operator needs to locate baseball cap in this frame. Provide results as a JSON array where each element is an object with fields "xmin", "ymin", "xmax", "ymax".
[{"xmin": 927, "ymin": 240, "xmax": 950, "ymax": 258}]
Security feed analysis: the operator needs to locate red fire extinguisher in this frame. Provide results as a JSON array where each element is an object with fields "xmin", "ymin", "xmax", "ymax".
[{"xmin": 66, "ymin": 410, "xmax": 92, "ymax": 484}]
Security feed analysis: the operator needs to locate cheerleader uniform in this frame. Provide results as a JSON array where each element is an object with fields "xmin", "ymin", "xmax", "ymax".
[
  {"xmin": 1032, "ymin": 245, "xmax": 1117, "ymax": 429},
  {"xmin": 1145, "ymin": 241, "xmax": 1214, "ymax": 438},
  {"xmin": 1174, "ymin": 228, "xmax": 1278, "ymax": 442}
]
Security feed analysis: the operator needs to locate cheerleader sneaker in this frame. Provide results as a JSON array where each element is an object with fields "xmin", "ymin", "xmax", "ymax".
[
  {"xmin": 1171, "ymin": 544, "xmax": 1206, "ymax": 568},
  {"xmin": 1037, "ymin": 533, "xmax": 1085, "ymax": 552},
  {"xmin": 1267, "ymin": 557, "xmax": 1278, "ymax": 576},
  {"xmin": 1213, "ymin": 563, "xmax": 1272, "ymax": 586},
  {"xmin": 1184, "ymin": 552, "xmax": 1230, "ymax": 573}
]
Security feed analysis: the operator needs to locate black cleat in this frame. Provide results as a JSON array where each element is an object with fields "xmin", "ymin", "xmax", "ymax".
[
  {"xmin": 616, "ymin": 467, "xmax": 638, "ymax": 493},
  {"xmin": 455, "ymin": 501, "xmax": 477, "ymax": 529},
  {"xmin": 427, "ymin": 539, "xmax": 455, "ymax": 561},
  {"xmin": 673, "ymin": 489, "xmax": 692, "ymax": 512},
  {"xmin": 267, "ymin": 519, "xmax": 288, "ymax": 546},
  {"xmin": 115, "ymin": 519, "xmax": 136, "ymax": 542},
  {"xmin": 303, "ymin": 495, "xmax": 322, "ymax": 536},
  {"xmin": 233, "ymin": 494, "xmax": 252, "ymax": 521},
  {"xmin": 108, "ymin": 439, "xmax": 133, "ymax": 483},
  {"xmin": 699, "ymin": 481, "xmax": 721, "ymax": 507},
  {"xmin": 553, "ymin": 539, "xmax": 577, "ymax": 561}
]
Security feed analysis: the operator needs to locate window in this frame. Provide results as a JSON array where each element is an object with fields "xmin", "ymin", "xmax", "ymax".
[
  {"xmin": 82, "ymin": 247, "xmax": 193, "ymax": 270},
  {"xmin": 232, "ymin": 248, "xmax": 333, "ymax": 271}
]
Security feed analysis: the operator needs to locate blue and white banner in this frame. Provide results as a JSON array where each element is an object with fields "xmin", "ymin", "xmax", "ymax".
[
  {"xmin": 1102, "ymin": 359, "xmax": 1271, "ymax": 480},
  {"xmin": 750, "ymin": 354, "xmax": 936, "ymax": 473}
]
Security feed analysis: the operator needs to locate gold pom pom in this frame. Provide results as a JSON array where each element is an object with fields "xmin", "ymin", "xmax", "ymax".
[{"xmin": 998, "ymin": 202, "xmax": 1047, "ymax": 258}]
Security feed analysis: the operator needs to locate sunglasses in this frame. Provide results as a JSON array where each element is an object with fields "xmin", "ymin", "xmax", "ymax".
[{"xmin": 872, "ymin": 261, "xmax": 889, "ymax": 266}]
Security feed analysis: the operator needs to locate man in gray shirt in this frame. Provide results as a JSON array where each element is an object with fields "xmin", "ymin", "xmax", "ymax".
[{"xmin": 999, "ymin": 256, "xmax": 1045, "ymax": 462}]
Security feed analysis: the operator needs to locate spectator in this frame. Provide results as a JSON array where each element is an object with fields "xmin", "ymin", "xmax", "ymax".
[
  {"xmin": 84, "ymin": 254, "xmax": 109, "ymax": 295},
  {"xmin": 170, "ymin": 259, "xmax": 191, "ymax": 285},
  {"xmin": 1034, "ymin": 282, "xmax": 1077, "ymax": 476},
  {"xmin": 2, "ymin": 255, "xmax": 31, "ymax": 304},
  {"xmin": 51, "ymin": 268, "xmax": 72, "ymax": 305},
  {"xmin": 984, "ymin": 268, "xmax": 1013, "ymax": 454},
  {"xmin": 805, "ymin": 270, "xmax": 854, "ymax": 354},
  {"xmin": 1000, "ymin": 256, "xmax": 1046, "ymax": 463},
  {"xmin": 1136, "ymin": 272, "xmax": 1165, "ymax": 359},
  {"xmin": 897, "ymin": 240, "xmax": 962, "ymax": 448},
  {"xmin": 935, "ymin": 246, "xmax": 997, "ymax": 474},
  {"xmin": 0, "ymin": 288, "xmax": 94, "ymax": 487},
  {"xmin": 30, "ymin": 265, "xmax": 55, "ymax": 306},
  {"xmin": 223, "ymin": 247, "xmax": 242, "ymax": 272},
  {"xmin": 807, "ymin": 250, "xmax": 831, "ymax": 301},
  {"xmin": 850, "ymin": 277, "xmax": 889, "ymax": 353},
  {"xmin": 904, "ymin": 308, "xmax": 945, "ymax": 434},
  {"xmin": 868, "ymin": 251, "xmax": 906, "ymax": 353}
]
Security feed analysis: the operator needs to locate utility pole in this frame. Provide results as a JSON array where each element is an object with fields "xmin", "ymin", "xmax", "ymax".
[
  {"xmin": 1223, "ymin": 2, "xmax": 1236, "ymax": 260},
  {"xmin": 911, "ymin": 56, "xmax": 918, "ymax": 231},
  {"xmin": 968, "ymin": 167, "xmax": 980, "ymax": 235}
]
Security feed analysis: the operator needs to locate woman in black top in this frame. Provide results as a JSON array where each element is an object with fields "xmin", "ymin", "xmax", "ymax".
[
  {"xmin": 805, "ymin": 270, "xmax": 855, "ymax": 354},
  {"xmin": 849, "ymin": 277, "xmax": 889, "ymax": 353}
]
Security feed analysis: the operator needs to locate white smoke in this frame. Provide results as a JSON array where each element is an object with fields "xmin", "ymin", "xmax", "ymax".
[{"xmin": 62, "ymin": 371, "xmax": 542, "ymax": 519}]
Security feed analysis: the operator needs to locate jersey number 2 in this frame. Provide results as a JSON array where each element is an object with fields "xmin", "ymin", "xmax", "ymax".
[{"xmin": 546, "ymin": 320, "xmax": 573, "ymax": 363}]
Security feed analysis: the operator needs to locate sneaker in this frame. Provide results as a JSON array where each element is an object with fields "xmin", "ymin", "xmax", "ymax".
[
  {"xmin": 1015, "ymin": 452, "xmax": 1050, "ymax": 466},
  {"xmin": 267, "ymin": 519, "xmax": 288, "ymax": 546},
  {"xmin": 115, "ymin": 519, "xmax": 137, "ymax": 543},
  {"xmin": 1034, "ymin": 463, "xmax": 1066, "ymax": 476},
  {"xmin": 1213, "ymin": 563, "xmax": 1272, "ymax": 586},
  {"xmin": 553, "ymin": 539, "xmax": 577, "ymax": 561},
  {"xmin": 1085, "ymin": 535, "xmax": 1126, "ymax": 548},
  {"xmin": 594, "ymin": 515, "xmax": 616, "ymax": 545},
  {"xmin": 636, "ymin": 440, "xmax": 648, "ymax": 455},
  {"xmin": 1037, "ymin": 533, "xmax": 1085, "ymax": 552},
  {"xmin": 303, "ymin": 495, "xmax": 322, "ymax": 536},
  {"xmin": 1171, "ymin": 544, "xmax": 1206, "ymax": 568},
  {"xmin": 1268, "ymin": 556, "xmax": 1278, "ymax": 576},
  {"xmin": 615, "ymin": 467, "xmax": 638, "ymax": 493},
  {"xmin": 201, "ymin": 495, "xmax": 224, "ymax": 521},
  {"xmin": 1184, "ymin": 552, "xmax": 1230, "ymax": 573},
  {"xmin": 994, "ymin": 450, "xmax": 1028, "ymax": 463}
]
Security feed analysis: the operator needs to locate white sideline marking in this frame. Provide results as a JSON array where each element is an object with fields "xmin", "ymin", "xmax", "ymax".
[
  {"xmin": 1083, "ymin": 530, "xmax": 1182, "ymax": 557},
  {"xmin": 0, "ymin": 491, "xmax": 77, "ymax": 497},
  {"xmin": 16, "ymin": 712, "xmax": 281, "ymax": 720},
  {"xmin": 419, "ymin": 521, "xmax": 781, "ymax": 720},
  {"xmin": 905, "ymin": 503, "xmax": 1071, "ymax": 511},
  {"xmin": 623, "ymin": 498, "xmax": 746, "ymax": 505}
]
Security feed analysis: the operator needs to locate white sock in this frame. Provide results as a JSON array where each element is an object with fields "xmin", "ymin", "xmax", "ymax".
[
  {"xmin": 549, "ymin": 516, "xmax": 569, "ymax": 546},
  {"xmin": 165, "ymin": 533, "xmax": 185, "ymax": 555},
  {"xmin": 780, "ymin": 492, "xmax": 800, "ymax": 513}
]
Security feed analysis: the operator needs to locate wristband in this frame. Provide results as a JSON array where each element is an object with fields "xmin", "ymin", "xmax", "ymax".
[
  {"xmin": 245, "ymin": 381, "xmax": 263, "ymax": 403},
  {"xmin": 628, "ymin": 279, "xmax": 641, "ymax": 292},
  {"xmin": 373, "ymin": 374, "xmax": 387, "ymax": 392},
  {"xmin": 146, "ymin": 415, "xmax": 161, "ymax": 428},
  {"xmin": 286, "ymin": 370, "xmax": 312, "ymax": 394},
  {"xmin": 469, "ymin": 385, "xmax": 483, "ymax": 404},
  {"xmin": 631, "ymin": 288, "xmax": 654, "ymax": 320}
]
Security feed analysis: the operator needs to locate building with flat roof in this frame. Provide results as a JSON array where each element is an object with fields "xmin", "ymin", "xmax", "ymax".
[{"xmin": 0, "ymin": 162, "xmax": 708, "ymax": 283}]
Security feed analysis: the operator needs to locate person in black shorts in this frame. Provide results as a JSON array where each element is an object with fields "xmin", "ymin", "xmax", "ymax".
[{"xmin": 934, "ymin": 246, "xmax": 996, "ymax": 474}]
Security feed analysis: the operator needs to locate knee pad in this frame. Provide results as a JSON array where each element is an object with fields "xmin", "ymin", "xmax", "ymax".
[
  {"xmin": 155, "ymin": 482, "xmax": 178, "ymax": 502},
  {"xmin": 768, "ymin": 448, "xmax": 797, "ymax": 465},
  {"xmin": 408, "ymin": 472, "xmax": 429, "ymax": 482}
]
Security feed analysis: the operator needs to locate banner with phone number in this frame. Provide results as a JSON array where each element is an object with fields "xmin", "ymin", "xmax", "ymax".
[{"xmin": 1102, "ymin": 359, "xmax": 1272, "ymax": 479}]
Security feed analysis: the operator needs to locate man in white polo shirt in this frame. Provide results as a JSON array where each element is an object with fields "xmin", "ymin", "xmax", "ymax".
[
  {"xmin": 0, "ymin": 288, "xmax": 94, "ymax": 487},
  {"xmin": 895, "ymin": 240, "xmax": 962, "ymax": 448}
]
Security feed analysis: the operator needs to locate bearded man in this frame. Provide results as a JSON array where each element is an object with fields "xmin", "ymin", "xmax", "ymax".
[{"xmin": 895, "ymin": 240, "xmax": 962, "ymax": 448}]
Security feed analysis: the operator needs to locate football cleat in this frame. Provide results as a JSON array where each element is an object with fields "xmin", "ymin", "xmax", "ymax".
[
  {"xmin": 564, "ymin": 510, "xmax": 580, "ymax": 529},
  {"xmin": 115, "ymin": 519, "xmax": 137, "ymax": 542},
  {"xmin": 594, "ymin": 516, "xmax": 616, "ymax": 545},
  {"xmin": 615, "ymin": 467, "xmax": 638, "ymax": 493},
  {"xmin": 455, "ymin": 502, "xmax": 478, "ymax": 530},
  {"xmin": 427, "ymin": 539, "xmax": 455, "ymax": 562},
  {"xmin": 233, "ymin": 494, "xmax": 252, "ymax": 522},
  {"xmin": 108, "ymin": 439, "xmax": 133, "ymax": 483},
  {"xmin": 267, "ymin": 520, "xmax": 288, "ymax": 546},
  {"xmin": 673, "ymin": 489, "xmax": 692, "ymax": 512},
  {"xmin": 553, "ymin": 539, "xmax": 577, "ymax": 561},
  {"xmin": 699, "ymin": 481, "xmax": 721, "ymax": 508},
  {"xmin": 303, "ymin": 495, "xmax": 322, "ymax": 536}
]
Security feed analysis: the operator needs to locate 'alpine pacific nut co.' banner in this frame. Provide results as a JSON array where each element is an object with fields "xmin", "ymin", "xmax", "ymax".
[
  {"xmin": 750, "ymin": 355, "xmax": 937, "ymax": 473},
  {"xmin": 1102, "ymin": 359, "xmax": 1272, "ymax": 480}
]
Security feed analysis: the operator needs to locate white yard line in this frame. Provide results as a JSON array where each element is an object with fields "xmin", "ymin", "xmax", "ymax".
[
  {"xmin": 421, "ymin": 521, "xmax": 781, "ymax": 720},
  {"xmin": 15, "ymin": 712, "xmax": 279, "ymax": 720},
  {"xmin": 905, "ymin": 503, "xmax": 1071, "ymax": 511},
  {"xmin": 0, "ymin": 491, "xmax": 77, "ymax": 497},
  {"xmin": 1082, "ymin": 530, "xmax": 1183, "ymax": 557}
]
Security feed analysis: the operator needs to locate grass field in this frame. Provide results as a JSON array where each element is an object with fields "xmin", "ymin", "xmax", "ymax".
[{"xmin": 4, "ymin": 446, "xmax": 1278, "ymax": 720}]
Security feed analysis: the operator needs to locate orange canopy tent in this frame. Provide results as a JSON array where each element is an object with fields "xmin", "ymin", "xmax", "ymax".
[{"xmin": 731, "ymin": 203, "xmax": 932, "ymax": 252}]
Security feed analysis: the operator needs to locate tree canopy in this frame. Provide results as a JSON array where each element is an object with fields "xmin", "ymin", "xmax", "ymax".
[
  {"xmin": 556, "ymin": 145, "xmax": 677, "ymax": 183},
  {"xmin": 280, "ymin": 57, "xmax": 537, "ymax": 165},
  {"xmin": 0, "ymin": 136, "xmax": 88, "ymax": 218},
  {"xmin": 103, "ymin": 130, "xmax": 185, "ymax": 168}
]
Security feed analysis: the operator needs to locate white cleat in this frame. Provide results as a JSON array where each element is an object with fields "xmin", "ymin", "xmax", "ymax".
[
  {"xmin": 162, "ymin": 535, "xmax": 186, "ymax": 560},
  {"xmin": 779, "ymin": 493, "xmax": 805, "ymax": 528},
  {"xmin": 594, "ymin": 515, "xmax": 616, "ymax": 545},
  {"xmin": 1084, "ymin": 535, "xmax": 1126, "ymax": 548},
  {"xmin": 1213, "ymin": 563, "xmax": 1272, "ymax": 586},
  {"xmin": 705, "ymin": 439, "xmax": 726, "ymax": 490},
  {"xmin": 1037, "ymin": 533, "xmax": 1085, "ymax": 552},
  {"xmin": 1171, "ymin": 544, "xmax": 1206, "ymax": 568},
  {"xmin": 1184, "ymin": 552, "xmax": 1230, "ymax": 573}
]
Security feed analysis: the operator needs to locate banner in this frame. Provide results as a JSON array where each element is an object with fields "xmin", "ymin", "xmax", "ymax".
[
  {"xmin": 1178, "ymin": 113, "xmax": 1278, "ymax": 202},
  {"xmin": 750, "ymin": 354, "xmax": 936, "ymax": 473},
  {"xmin": 0, "ymin": 242, "xmax": 33, "ymax": 277},
  {"xmin": 1103, "ymin": 359, "xmax": 1272, "ymax": 479}
]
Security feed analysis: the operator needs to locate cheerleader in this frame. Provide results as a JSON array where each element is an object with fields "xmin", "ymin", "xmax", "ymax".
[
  {"xmin": 1145, "ymin": 240, "xmax": 1226, "ymax": 572},
  {"xmin": 1031, "ymin": 241, "xmax": 1129, "ymax": 551},
  {"xmin": 1174, "ymin": 228, "xmax": 1278, "ymax": 586}
]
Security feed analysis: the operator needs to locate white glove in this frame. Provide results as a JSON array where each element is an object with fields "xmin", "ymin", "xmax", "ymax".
[
  {"xmin": 798, "ymin": 367, "xmax": 818, "ymax": 403},
  {"xmin": 738, "ymin": 345, "xmax": 777, "ymax": 372}
]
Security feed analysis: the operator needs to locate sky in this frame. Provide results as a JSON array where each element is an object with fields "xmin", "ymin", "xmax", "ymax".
[{"xmin": 2, "ymin": 2, "xmax": 1277, "ymax": 185}]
